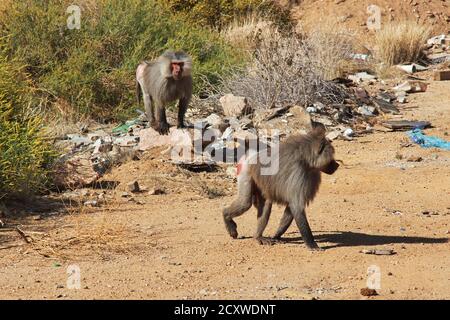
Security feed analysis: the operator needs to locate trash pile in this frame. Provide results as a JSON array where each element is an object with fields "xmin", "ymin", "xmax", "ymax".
[{"xmin": 52, "ymin": 33, "xmax": 450, "ymax": 190}]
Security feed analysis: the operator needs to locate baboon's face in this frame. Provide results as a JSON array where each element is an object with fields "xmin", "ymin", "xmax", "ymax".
[
  {"xmin": 171, "ymin": 61, "xmax": 184, "ymax": 80},
  {"xmin": 310, "ymin": 135, "xmax": 339, "ymax": 175}
]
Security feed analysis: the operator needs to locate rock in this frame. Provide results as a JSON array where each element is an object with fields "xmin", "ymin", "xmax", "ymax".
[
  {"xmin": 83, "ymin": 200, "xmax": 99, "ymax": 207},
  {"xmin": 127, "ymin": 181, "xmax": 140, "ymax": 193},
  {"xmin": 360, "ymin": 288, "xmax": 378, "ymax": 296},
  {"xmin": 326, "ymin": 130, "xmax": 341, "ymax": 141},
  {"xmin": 53, "ymin": 153, "xmax": 101, "ymax": 188},
  {"xmin": 354, "ymin": 87, "xmax": 369, "ymax": 100},
  {"xmin": 306, "ymin": 106, "xmax": 317, "ymax": 113},
  {"xmin": 289, "ymin": 105, "xmax": 312, "ymax": 129},
  {"xmin": 205, "ymin": 113, "xmax": 224, "ymax": 128},
  {"xmin": 138, "ymin": 127, "xmax": 193, "ymax": 152},
  {"xmin": 357, "ymin": 105, "xmax": 376, "ymax": 116},
  {"xmin": 219, "ymin": 94, "xmax": 251, "ymax": 117},
  {"xmin": 407, "ymin": 156, "xmax": 422, "ymax": 162},
  {"xmin": 114, "ymin": 136, "xmax": 139, "ymax": 147},
  {"xmin": 149, "ymin": 188, "xmax": 165, "ymax": 195},
  {"xmin": 92, "ymin": 138, "xmax": 113, "ymax": 154}
]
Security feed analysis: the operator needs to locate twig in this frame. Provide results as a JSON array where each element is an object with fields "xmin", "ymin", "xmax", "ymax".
[{"xmin": 15, "ymin": 227, "xmax": 32, "ymax": 244}]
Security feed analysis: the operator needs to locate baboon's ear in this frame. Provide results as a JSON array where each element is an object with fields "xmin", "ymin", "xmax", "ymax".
[{"xmin": 310, "ymin": 122, "xmax": 326, "ymax": 138}]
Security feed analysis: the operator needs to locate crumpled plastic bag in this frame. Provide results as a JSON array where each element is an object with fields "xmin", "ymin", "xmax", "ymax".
[{"xmin": 407, "ymin": 129, "xmax": 450, "ymax": 150}]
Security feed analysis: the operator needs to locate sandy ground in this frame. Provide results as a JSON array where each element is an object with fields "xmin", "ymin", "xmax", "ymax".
[{"xmin": 1, "ymin": 81, "xmax": 449, "ymax": 300}]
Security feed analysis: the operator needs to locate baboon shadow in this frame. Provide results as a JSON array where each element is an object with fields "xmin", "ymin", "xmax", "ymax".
[{"xmin": 274, "ymin": 231, "xmax": 448, "ymax": 249}]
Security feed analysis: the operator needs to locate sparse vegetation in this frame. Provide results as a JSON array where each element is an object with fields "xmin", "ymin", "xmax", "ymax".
[
  {"xmin": 375, "ymin": 21, "xmax": 431, "ymax": 66},
  {"xmin": 0, "ymin": 46, "xmax": 55, "ymax": 199},
  {"xmin": 166, "ymin": 0, "xmax": 291, "ymax": 31},
  {"xmin": 215, "ymin": 23, "xmax": 353, "ymax": 110},
  {"xmin": 1, "ymin": 0, "xmax": 244, "ymax": 122}
]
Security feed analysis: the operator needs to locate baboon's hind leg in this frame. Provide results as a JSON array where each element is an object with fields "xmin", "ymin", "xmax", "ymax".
[
  {"xmin": 254, "ymin": 196, "xmax": 273, "ymax": 245},
  {"xmin": 223, "ymin": 173, "xmax": 253, "ymax": 239},
  {"xmin": 273, "ymin": 206, "xmax": 294, "ymax": 240}
]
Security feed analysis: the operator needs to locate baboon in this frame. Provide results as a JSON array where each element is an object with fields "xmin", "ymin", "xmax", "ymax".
[
  {"xmin": 223, "ymin": 124, "xmax": 339, "ymax": 250},
  {"xmin": 136, "ymin": 50, "xmax": 193, "ymax": 135}
]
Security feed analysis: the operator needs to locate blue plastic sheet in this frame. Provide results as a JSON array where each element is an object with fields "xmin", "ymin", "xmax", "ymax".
[{"xmin": 407, "ymin": 129, "xmax": 450, "ymax": 150}]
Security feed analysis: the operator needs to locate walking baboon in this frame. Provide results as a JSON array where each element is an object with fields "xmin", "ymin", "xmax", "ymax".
[
  {"xmin": 136, "ymin": 50, "xmax": 193, "ymax": 135},
  {"xmin": 223, "ymin": 124, "xmax": 339, "ymax": 250}
]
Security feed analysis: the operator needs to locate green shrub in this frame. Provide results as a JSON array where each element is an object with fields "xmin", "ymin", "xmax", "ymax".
[
  {"xmin": 2, "ymin": 0, "xmax": 244, "ymax": 121},
  {"xmin": 166, "ymin": 0, "xmax": 291, "ymax": 31},
  {"xmin": 0, "ymin": 49, "xmax": 55, "ymax": 199}
]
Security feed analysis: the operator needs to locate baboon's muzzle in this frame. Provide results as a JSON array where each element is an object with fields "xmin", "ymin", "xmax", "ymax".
[{"xmin": 321, "ymin": 160, "xmax": 339, "ymax": 175}]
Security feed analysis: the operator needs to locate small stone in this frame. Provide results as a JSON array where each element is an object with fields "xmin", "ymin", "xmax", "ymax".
[
  {"xmin": 148, "ymin": 188, "xmax": 165, "ymax": 195},
  {"xmin": 127, "ymin": 181, "xmax": 140, "ymax": 193},
  {"xmin": 83, "ymin": 200, "xmax": 99, "ymax": 207},
  {"xmin": 360, "ymin": 288, "xmax": 378, "ymax": 296}
]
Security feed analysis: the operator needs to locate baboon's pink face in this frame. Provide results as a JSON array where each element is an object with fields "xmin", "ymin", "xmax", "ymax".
[{"xmin": 171, "ymin": 62, "xmax": 184, "ymax": 80}]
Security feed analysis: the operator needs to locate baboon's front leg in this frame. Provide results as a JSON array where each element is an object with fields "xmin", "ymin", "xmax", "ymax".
[
  {"xmin": 177, "ymin": 97, "xmax": 190, "ymax": 129},
  {"xmin": 254, "ymin": 198, "xmax": 273, "ymax": 245},
  {"xmin": 153, "ymin": 104, "xmax": 169, "ymax": 135},
  {"xmin": 273, "ymin": 206, "xmax": 294, "ymax": 240},
  {"xmin": 290, "ymin": 204, "xmax": 321, "ymax": 250},
  {"xmin": 143, "ymin": 93, "xmax": 155, "ymax": 125}
]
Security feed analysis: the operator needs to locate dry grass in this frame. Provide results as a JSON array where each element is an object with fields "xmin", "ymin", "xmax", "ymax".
[
  {"xmin": 305, "ymin": 20, "xmax": 356, "ymax": 80},
  {"xmin": 213, "ymin": 20, "xmax": 354, "ymax": 110},
  {"xmin": 375, "ymin": 21, "xmax": 431, "ymax": 66},
  {"xmin": 221, "ymin": 13, "xmax": 278, "ymax": 52}
]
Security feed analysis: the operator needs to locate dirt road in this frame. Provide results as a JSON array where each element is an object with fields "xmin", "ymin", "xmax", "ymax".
[{"xmin": 1, "ymin": 81, "xmax": 449, "ymax": 300}]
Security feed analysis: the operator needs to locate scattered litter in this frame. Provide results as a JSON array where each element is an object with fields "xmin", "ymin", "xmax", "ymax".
[
  {"xmin": 382, "ymin": 120, "xmax": 431, "ymax": 131},
  {"xmin": 407, "ymin": 129, "xmax": 450, "ymax": 150},
  {"xmin": 306, "ymin": 106, "xmax": 317, "ymax": 113},
  {"xmin": 360, "ymin": 249, "xmax": 395, "ymax": 255},
  {"xmin": 373, "ymin": 98, "xmax": 400, "ymax": 114},
  {"xmin": 393, "ymin": 81, "xmax": 428, "ymax": 93},
  {"xmin": 395, "ymin": 91, "xmax": 407, "ymax": 103},
  {"xmin": 427, "ymin": 34, "xmax": 448, "ymax": 46},
  {"xmin": 396, "ymin": 63, "xmax": 427, "ymax": 74},
  {"xmin": 433, "ymin": 70, "xmax": 450, "ymax": 81},
  {"xmin": 350, "ymin": 53, "xmax": 370, "ymax": 61},
  {"xmin": 343, "ymin": 128, "xmax": 354, "ymax": 138},
  {"xmin": 348, "ymin": 72, "xmax": 377, "ymax": 83},
  {"xmin": 357, "ymin": 105, "xmax": 376, "ymax": 116}
]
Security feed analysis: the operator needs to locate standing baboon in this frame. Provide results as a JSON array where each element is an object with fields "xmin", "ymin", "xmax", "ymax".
[
  {"xmin": 223, "ymin": 124, "xmax": 339, "ymax": 250},
  {"xmin": 136, "ymin": 50, "xmax": 193, "ymax": 135}
]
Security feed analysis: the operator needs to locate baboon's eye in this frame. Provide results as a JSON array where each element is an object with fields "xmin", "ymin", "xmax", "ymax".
[{"xmin": 318, "ymin": 140, "xmax": 326, "ymax": 154}]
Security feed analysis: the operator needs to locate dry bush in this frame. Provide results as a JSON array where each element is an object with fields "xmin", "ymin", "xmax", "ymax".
[
  {"xmin": 221, "ymin": 13, "xmax": 278, "ymax": 51},
  {"xmin": 306, "ymin": 20, "xmax": 356, "ymax": 80},
  {"xmin": 214, "ymin": 24, "xmax": 353, "ymax": 110},
  {"xmin": 375, "ymin": 21, "xmax": 431, "ymax": 66}
]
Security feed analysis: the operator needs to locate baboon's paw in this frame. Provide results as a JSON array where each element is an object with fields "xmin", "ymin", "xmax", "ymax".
[
  {"xmin": 306, "ymin": 242, "xmax": 323, "ymax": 251},
  {"xmin": 224, "ymin": 220, "xmax": 238, "ymax": 239},
  {"xmin": 256, "ymin": 237, "xmax": 275, "ymax": 246}
]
